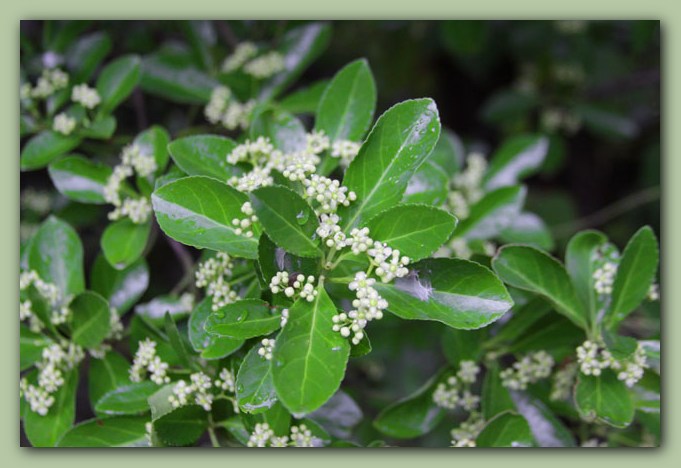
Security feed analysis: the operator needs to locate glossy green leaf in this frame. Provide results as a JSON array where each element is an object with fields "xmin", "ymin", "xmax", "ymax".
[
  {"xmin": 188, "ymin": 298, "xmax": 244, "ymax": 360},
  {"xmin": 272, "ymin": 287, "xmax": 351, "ymax": 415},
  {"xmin": 23, "ymin": 369, "xmax": 78, "ymax": 447},
  {"xmin": 483, "ymin": 135, "xmax": 548, "ymax": 190},
  {"xmin": 66, "ymin": 31, "xmax": 112, "ymax": 82},
  {"xmin": 257, "ymin": 233, "xmax": 320, "ymax": 287},
  {"xmin": 428, "ymin": 128, "xmax": 464, "ymax": 176},
  {"xmin": 90, "ymin": 255, "xmax": 149, "ymax": 314},
  {"xmin": 48, "ymin": 155, "xmax": 112, "ymax": 204},
  {"xmin": 499, "ymin": 212, "xmax": 554, "ymax": 251},
  {"xmin": 250, "ymin": 185, "xmax": 321, "ymax": 258},
  {"xmin": 140, "ymin": 53, "xmax": 218, "ymax": 104},
  {"xmin": 101, "ymin": 218, "xmax": 151, "ymax": 270},
  {"xmin": 236, "ymin": 342, "xmax": 278, "ymax": 414},
  {"xmin": 482, "ymin": 364, "xmax": 515, "ymax": 420},
  {"xmin": 70, "ymin": 291, "xmax": 111, "ymax": 348},
  {"xmin": 373, "ymin": 371, "xmax": 445, "ymax": 439},
  {"xmin": 149, "ymin": 385, "xmax": 208, "ymax": 446},
  {"xmin": 565, "ymin": 230, "xmax": 607, "ymax": 325},
  {"xmin": 402, "ymin": 161, "xmax": 449, "ymax": 206},
  {"xmin": 606, "ymin": 226, "xmax": 659, "ymax": 328},
  {"xmin": 365, "ymin": 204, "xmax": 457, "ymax": 261},
  {"xmin": 456, "ymin": 185, "xmax": 526, "ymax": 240},
  {"xmin": 316, "ymin": 58, "xmax": 376, "ymax": 142},
  {"xmin": 259, "ymin": 22, "xmax": 332, "ymax": 100},
  {"xmin": 340, "ymin": 98, "xmax": 441, "ymax": 230},
  {"xmin": 164, "ymin": 312, "xmax": 193, "ymax": 369},
  {"xmin": 96, "ymin": 381, "xmax": 159, "ymax": 415},
  {"xmin": 206, "ymin": 299, "xmax": 281, "ymax": 339},
  {"xmin": 134, "ymin": 125, "xmax": 170, "ymax": 174},
  {"xmin": 168, "ymin": 135, "xmax": 238, "ymax": 180},
  {"xmin": 251, "ymin": 109, "xmax": 307, "ymax": 153},
  {"xmin": 20, "ymin": 325, "xmax": 52, "ymax": 371},
  {"xmin": 88, "ymin": 350, "xmax": 131, "ymax": 412},
  {"xmin": 476, "ymin": 411, "xmax": 535, "ymax": 447},
  {"xmin": 492, "ymin": 245, "xmax": 587, "ymax": 330},
  {"xmin": 511, "ymin": 392, "xmax": 576, "ymax": 447},
  {"xmin": 575, "ymin": 370, "xmax": 635, "ymax": 428},
  {"xmin": 279, "ymin": 79, "xmax": 330, "ymax": 114},
  {"xmin": 96, "ymin": 54, "xmax": 141, "ymax": 115},
  {"xmin": 57, "ymin": 416, "xmax": 148, "ymax": 447},
  {"xmin": 21, "ymin": 130, "xmax": 81, "ymax": 170},
  {"xmin": 308, "ymin": 390, "xmax": 363, "ymax": 439},
  {"xmin": 441, "ymin": 327, "xmax": 485, "ymax": 367},
  {"xmin": 152, "ymin": 176, "xmax": 258, "ymax": 259},
  {"xmin": 28, "ymin": 216, "xmax": 85, "ymax": 298},
  {"xmin": 80, "ymin": 115, "xmax": 117, "ymax": 140},
  {"xmin": 370, "ymin": 258, "xmax": 513, "ymax": 329},
  {"xmin": 136, "ymin": 294, "xmax": 192, "ymax": 326}
]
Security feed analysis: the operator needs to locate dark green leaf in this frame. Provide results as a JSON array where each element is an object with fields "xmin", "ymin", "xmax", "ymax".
[
  {"xmin": 511, "ymin": 392, "xmax": 576, "ymax": 447},
  {"xmin": 499, "ymin": 212, "xmax": 554, "ymax": 251},
  {"xmin": 48, "ymin": 155, "xmax": 112, "ymax": 204},
  {"xmin": 575, "ymin": 370, "xmax": 635, "ymax": 428},
  {"xmin": 149, "ymin": 385, "xmax": 208, "ymax": 446},
  {"xmin": 483, "ymin": 135, "xmax": 548, "ymax": 190},
  {"xmin": 88, "ymin": 350, "xmax": 131, "ymax": 412},
  {"xmin": 96, "ymin": 54, "xmax": 141, "ymax": 115},
  {"xmin": 476, "ymin": 411, "xmax": 535, "ymax": 447},
  {"xmin": 236, "ymin": 343, "xmax": 278, "ymax": 414},
  {"xmin": 20, "ymin": 325, "xmax": 52, "ymax": 371},
  {"xmin": 70, "ymin": 291, "xmax": 111, "ymax": 348},
  {"xmin": 168, "ymin": 135, "xmax": 238, "ymax": 180},
  {"xmin": 206, "ymin": 299, "xmax": 281, "ymax": 339},
  {"xmin": 250, "ymin": 109, "xmax": 307, "ymax": 153},
  {"xmin": 101, "ymin": 218, "xmax": 151, "ymax": 270},
  {"xmin": 134, "ymin": 125, "xmax": 170, "ymax": 175},
  {"xmin": 456, "ymin": 185, "xmax": 526, "ymax": 240},
  {"xmin": 482, "ymin": 364, "xmax": 515, "ymax": 420},
  {"xmin": 57, "ymin": 416, "xmax": 149, "ymax": 447},
  {"xmin": 80, "ymin": 115, "xmax": 117, "ymax": 140},
  {"xmin": 441, "ymin": 327, "xmax": 485, "ymax": 366},
  {"xmin": 257, "ymin": 233, "xmax": 320, "ymax": 288},
  {"xmin": 21, "ymin": 131, "xmax": 81, "ymax": 171},
  {"xmin": 164, "ymin": 312, "xmax": 193, "ymax": 369},
  {"xmin": 566, "ymin": 230, "xmax": 607, "ymax": 326},
  {"xmin": 188, "ymin": 298, "xmax": 244, "ymax": 360},
  {"xmin": 279, "ymin": 79, "xmax": 330, "ymax": 114},
  {"xmin": 96, "ymin": 381, "xmax": 159, "ymax": 415},
  {"xmin": 309, "ymin": 391, "xmax": 363, "ymax": 439},
  {"xmin": 140, "ymin": 53, "xmax": 218, "ymax": 104},
  {"xmin": 90, "ymin": 255, "xmax": 149, "ymax": 314},
  {"xmin": 66, "ymin": 31, "xmax": 112, "ymax": 82}
]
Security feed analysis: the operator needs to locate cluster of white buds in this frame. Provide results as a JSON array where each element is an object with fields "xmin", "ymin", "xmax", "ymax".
[
  {"xmin": 367, "ymin": 241, "xmax": 410, "ymax": 283},
  {"xmin": 647, "ymin": 283, "xmax": 660, "ymax": 301},
  {"xmin": 550, "ymin": 362, "xmax": 578, "ymax": 401},
  {"xmin": 280, "ymin": 308, "xmax": 289, "ymax": 327},
  {"xmin": 243, "ymin": 51, "xmax": 286, "ymax": 79},
  {"xmin": 593, "ymin": 261, "xmax": 618, "ymax": 295},
  {"xmin": 458, "ymin": 360, "xmax": 481, "ymax": 384},
  {"xmin": 227, "ymin": 137, "xmax": 274, "ymax": 165},
  {"xmin": 246, "ymin": 423, "xmax": 318, "ymax": 448},
  {"xmin": 269, "ymin": 272, "xmax": 318, "ymax": 302},
  {"xmin": 282, "ymin": 151, "xmax": 321, "ymax": 182},
  {"xmin": 21, "ymin": 188, "xmax": 52, "ymax": 214},
  {"xmin": 306, "ymin": 130, "xmax": 331, "ymax": 155},
  {"xmin": 121, "ymin": 144, "xmax": 158, "ymax": 177},
  {"xmin": 332, "ymin": 271, "xmax": 387, "ymax": 345},
  {"xmin": 168, "ymin": 372, "xmax": 214, "ymax": 411},
  {"xmin": 541, "ymin": 108, "xmax": 581, "ymax": 135},
  {"xmin": 222, "ymin": 42, "xmax": 258, "ymax": 73},
  {"xmin": 433, "ymin": 363, "xmax": 481, "ymax": 411},
  {"xmin": 203, "ymin": 85, "xmax": 256, "ymax": 131},
  {"xmin": 52, "ymin": 112, "xmax": 77, "ymax": 135},
  {"xmin": 554, "ymin": 20, "xmax": 587, "ymax": 34},
  {"xmin": 500, "ymin": 351, "xmax": 555, "ymax": 390},
  {"xmin": 224, "ymin": 100, "xmax": 256, "ymax": 131},
  {"xmin": 553, "ymin": 63, "xmax": 585, "ymax": 85},
  {"xmin": 20, "ymin": 270, "xmax": 71, "ymax": 329},
  {"xmin": 204, "ymin": 86, "xmax": 232, "ymax": 124},
  {"xmin": 347, "ymin": 227, "xmax": 373, "ymax": 255},
  {"xmin": 110, "ymin": 198, "xmax": 153, "ymax": 224},
  {"xmin": 71, "ymin": 83, "xmax": 101, "ymax": 109},
  {"xmin": 129, "ymin": 338, "xmax": 170, "ymax": 385},
  {"xmin": 228, "ymin": 166, "xmax": 274, "ymax": 192},
  {"xmin": 22, "ymin": 68, "xmax": 69, "ymax": 100},
  {"xmin": 214, "ymin": 368, "xmax": 235, "ymax": 393},
  {"xmin": 451, "ymin": 153, "xmax": 487, "ymax": 207},
  {"xmin": 302, "ymin": 175, "xmax": 357, "ymax": 213},
  {"xmin": 316, "ymin": 213, "xmax": 342, "ymax": 241},
  {"xmin": 617, "ymin": 344, "xmax": 648, "ymax": 387},
  {"xmin": 195, "ymin": 252, "xmax": 240, "ymax": 311},
  {"xmin": 447, "ymin": 191, "xmax": 470, "ymax": 220},
  {"xmin": 330, "ymin": 140, "xmax": 361, "ymax": 167},
  {"xmin": 20, "ymin": 342, "xmax": 84, "ymax": 416},
  {"xmin": 450, "ymin": 412, "xmax": 485, "ymax": 448},
  {"xmin": 258, "ymin": 338, "xmax": 276, "ymax": 360},
  {"xmin": 20, "ymin": 270, "xmax": 61, "ymax": 307},
  {"xmin": 231, "ymin": 202, "xmax": 259, "ymax": 237}
]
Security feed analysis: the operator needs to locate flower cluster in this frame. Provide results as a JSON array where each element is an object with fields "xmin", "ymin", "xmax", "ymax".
[
  {"xmin": 647, "ymin": 283, "xmax": 660, "ymax": 301},
  {"xmin": 195, "ymin": 252, "xmax": 240, "ymax": 311},
  {"xmin": 20, "ymin": 342, "xmax": 84, "ymax": 416},
  {"xmin": 593, "ymin": 261, "xmax": 618, "ymax": 295},
  {"xmin": 103, "ymin": 144, "xmax": 156, "ymax": 224},
  {"xmin": 71, "ymin": 83, "xmax": 101, "ymax": 109},
  {"xmin": 500, "ymin": 351, "xmax": 554, "ymax": 390},
  {"xmin": 21, "ymin": 68, "xmax": 69, "ymax": 100},
  {"xmin": 330, "ymin": 140, "xmax": 361, "ymax": 167},
  {"xmin": 550, "ymin": 362, "xmax": 578, "ymax": 401},
  {"xmin": 222, "ymin": 42, "xmax": 258, "ymax": 72},
  {"xmin": 88, "ymin": 309, "xmax": 125, "ymax": 359},
  {"xmin": 246, "ymin": 423, "xmax": 318, "ymax": 448},
  {"xmin": 20, "ymin": 269, "xmax": 71, "ymax": 330},
  {"xmin": 169, "ymin": 372, "xmax": 214, "ymax": 411},
  {"xmin": 332, "ymin": 272, "xmax": 387, "ymax": 345},
  {"xmin": 302, "ymin": 174, "xmax": 357, "ymax": 213},
  {"xmin": 450, "ymin": 412, "xmax": 485, "ymax": 448},
  {"xmin": 231, "ymin": 202, "xmax": 259, "ymax": 237},
  {"xmin": 214, "ymin": 368, "xmax": 235, "ymax": 393},
  {"xmin": 52, "ymin": 112, "xmax": 77, "ymax": 135},
  {"xmin": 576, "ymin": 340, "xmax": 648, "ymax": 387},
  {"xmin": 368, "ymin": 241, "xmax": 410, "ymax": 283},
  {"xmin": 448, "ymin": 152, "xmax": 487, "ymax": 218},
  {"xmin": 129, "ymin": 338, "xmax": 171, "ymax": 385},
  {"xmin": 204, "ymin": 85, "xmax": 255, "ymax": 131},
  {"xmin": 269, "ymin": 272, "xmax": 318, "ymax": 302},
  {"xmin": 243, "ymin": 51, "xmax": 286, "ymax": 79},
  {"xmin": 433, "ymin": 361, "xmax": 481, "ymax": 411},
  {"xmin": 258, "ymin": 338, "xmax": 276, "ymax": 361},
  {"xmin": 541, "ymin": 107, "xmax": 581, "ymax": 135}
]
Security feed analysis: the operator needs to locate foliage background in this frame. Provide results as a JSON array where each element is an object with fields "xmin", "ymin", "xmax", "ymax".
[{"xmin": 19, "ymin": 19, "xmax": 660, "ymax": 447}]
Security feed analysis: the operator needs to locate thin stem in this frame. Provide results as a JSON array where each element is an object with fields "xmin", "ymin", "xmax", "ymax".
[{"xmin": 207, "ymin": 414, "xmax": 221, "ymax": 448}]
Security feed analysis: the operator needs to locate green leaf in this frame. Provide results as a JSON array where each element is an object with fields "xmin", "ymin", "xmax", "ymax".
[
  {"xmin": 235, "ymin": 343, "xmax": 278, "ymax": 414},
  {"xmin": 365, "ymin": 204, "xmax": 457, "ymax": 261},
  {"xmin": 441, "ymin": 327, "xmax": 485, "ymax": 367},
  {"xmin": 250, "ymin": 185, "xmax": 321, "ymax": 258},
  {"xmin": 575, "ymin": 103, "xmax": 639, "ymax": 141},
  {"xmin": 96, "ymin": 381, "xmax": 159, "ymax": 415},
  {"xmin": 80, "ymin": 115, "xmax": 117, "ymax": 140},
  {"xmin": 149, "ymin": 385, "xmax": 208, "ymax": 446},
  {"xmin": 428, "ymin": 128, "xmax": 464, "ymax": 176},
  {"xmin": 483, "ymin": 135, "xmax": 548, "ymax": 190},
  {"xmin": 257, "ymin": 233, "xmax": 320, "ymax": 288},
  {"xmin": 315, "ymin": 58, "xmax": 376, "ymax": 142},
  {"xmin": 23, "ymin": 369, "xmax": 78, "ymax": 447},
  {"xmin": 88, "ymin": 350, "xmax": 131, "ymax": 412},
  {"xmin": 206, "ymin": 299, "xmax": 281, "ymax": 340},
  {"xmin": 340, "ymin": 98, "xmax": 441, "ymax": 230},
  {"xmin": 96, "ymin": 54, "xmax": 141, "ymax": 115},
  {"xmin": 402, "ymin": 161, "xmax": 450, "ymax": 206},
  {"xmin": 279, "ymin": 79, "xmax": 330, "ymax": 114},
  {"xmin": 511, "ymin": 392, "xmax": 576, "ymax": 447},
  {"xmin": 565, "ymin": 230, "xmax": 607, "ymax": 326},
  {"xmin": 188, "ymin": 298, "xmax": 244, "ymax": 360},
  {"xmin": 476, "ymin": 411, "xmax": 535, "ymax": 447},
  {"xmin": 101, "ymin": 218, "xmax": 151, "ymax": 270},
  {"xmin": 308, "ymin": 390, "xmax": 363, "ymax": 439},
  {"xmin": 168, "ymin": 135, "xmax": 238, "ymax": 180},
  {"xmin": 482, "ymin": 364, "xmax": 515, "ymax": 420},
  {"xmin": 371, "ymin": 258, "xmax": 513, "ymax": 329},
  {"xmin": 140, "ymin": 53, "xmax": 218, "ymax": 104},
  {"xmin": 492, "ymin": 245, "xmax": 587, "ymax": 330},
  {"xmin": 251, "ymin": 109, "xmax": 307, "ymax": 153},
  {"xmin": 606, "ymin": 226, "xmax": 659, "ymax": 328},
  {"xmin": 57, "ymin": 416, "xmax": 149, "ymax": 447},
  {"xmin": 48, "ymin": 155, "xmax": 112, "ymax": 204},
  {"xmin": 272, "ymin": 286, "xmax": 351, "ymax": 415},
  {"xmin": 456, "ymin": 185, "xmax": 526, "ymax": 240},
  {"xmin": 575, "ymin": 370, "xmax": 635, "ymax": 428},
  {"xmin": 152, "ymin": 176, "xmax": 258, "ymax": 259},
  {"xmin": 134, "ymin": 125, "xmax": 170, "ymax": 175},
  {"xmin": 373, "ymin": 371, "xmax": 445, "ymax": 439},
  {"xmin": 20, "ymin": 325, "xmax": 52, "ymax": 370},
  {"xmin": 164, "ymin": 312, "xmax": 193, "ymax": 369},
  {"xmin": 90, "ymin": 255, "xmax": 149, "ymax": 314},
  {"xmin": 70, "ymin": 291, "xmax": 111, "ymax": 348},
  {"xmin": 21, "ymin": 130, "xmax": 81, "ymax": 171},
  {"xmin": 66, "ymin": 31, "xmax": 112, "ymax": 82},
  {"xmin": 28, "ymin": 216, "xmax": 85, "ymax": 298},
  {"xmin": 259, "ymin": 22, "xmax": 332, "ymax": 100},
  {"xmin": 499, "ymin": 212, "xmax": 555, "ymax": 251}
]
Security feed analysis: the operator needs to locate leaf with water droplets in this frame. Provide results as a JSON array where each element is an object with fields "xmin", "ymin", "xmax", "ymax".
[
  {"xmin": 236, "ymin": 343, "xmax": 278, "ymax": 414},
  {"xmin": 575, "ymin": 370, "xmax": 634, "ymax": 428},
  {"xmin": 205, "ymin": 299, "xmax": 281, "ymax": 340},
  {"xmin": 188, "ymin": 298, "xmax": 244, "ymax": 360}
]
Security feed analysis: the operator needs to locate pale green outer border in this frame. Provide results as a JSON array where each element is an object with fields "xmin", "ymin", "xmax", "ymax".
[{"xmin": 3, "ymin": 1, "xmax": 675, "ymax": 466}]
